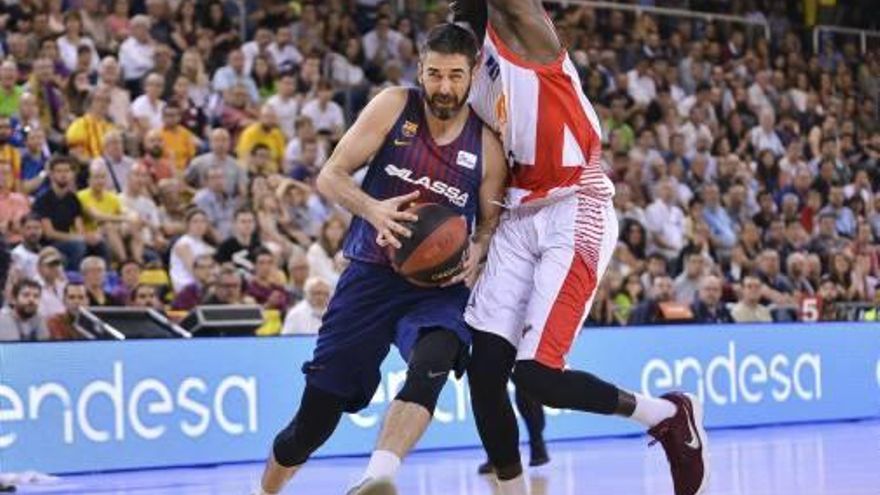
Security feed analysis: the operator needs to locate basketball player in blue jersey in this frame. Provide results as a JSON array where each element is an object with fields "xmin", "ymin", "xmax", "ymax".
[{"xmin": 252, "ymin": 24, "xmax": 507, "ymax": 495}]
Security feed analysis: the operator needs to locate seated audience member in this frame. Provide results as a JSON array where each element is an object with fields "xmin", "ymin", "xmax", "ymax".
[
  {"xmin": 35, "ymin": 246, "xmax": 67, "ymax": 319},
  {"xmin": 185, "ymin": 128, "xmax": 246, "ymax": 197},
  {"xmin": 731, "ymin": 275, "xmax": 774, "ymax": 323},
  {"xmin": 308, "ymin": 215, "xmax": 346, "ymax": 288},
  {"xmin": 171, "ymin": 254, "xmax": 216, "ymax": 311},
  {"xmin": 0, "ymin": 279, "xmax": 48, "ymax": 341},
  {"xmin": 78, "ymin": 160, "xmax": 144, "ymax": 263},
  {"xmin": 112, "ymin": 260, "xmax": 142, "ymax": 304},
  {"xmin": 81, "ymin": 256, "xmax": 118, "ymax": 306},
  {"xmin": 690, "ymin": 275, "xmax": 734, "ymax": 323},
  {"xmin": 10, "ymin": 215, "xmax": 45, "ymax": 282},
  {"xmin": 282, "ymin": 277, "xmax": 330, "ymax": 335},
  {"xmin": 202, "ymin": 264, "xmax": 255, "ymax": 305},
  {"xmin": 46, "ymin": 281, "xmax": 89, "ymax": 340},
  {"xmin": 169, "ymin": 209, "xmax": 216, "ymax": 293},
  {"xmin": 128, "ymin": 283, "xmax": 162, "ymax": 310},
  {"xmin": 628, "ymin": 275, "xmax": 681, "ymax": 325},
  {"xmin": 34, "ymin": 156, "xmax": 104, "ymax": 271},
  {"xmin": 247, "ymin": 247, "xmax": 290, "ymax": 312},
  {"xmin": 215, "ymin": 207, "xmax": 260, "ymax": 272},
  {"xmin": 673, "ymin": 251, "xmax": 706, "ymax": 304},
  {"xmin": 193, "ymin": 166, "xmax": 239, "ymax": 240},
  {"xmin": 286, "ymin": 251, "xmax": 311, "ymax": 303}
]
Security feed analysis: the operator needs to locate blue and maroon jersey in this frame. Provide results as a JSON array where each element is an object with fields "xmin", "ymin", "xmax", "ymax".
[{"xmin": 343, "ymin": 88, "xmax": 484, "ymax": 265}]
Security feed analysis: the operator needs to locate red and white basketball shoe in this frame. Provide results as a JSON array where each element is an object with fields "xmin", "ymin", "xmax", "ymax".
[{"xmin": 648, "ymin": 392, "xmax": 710, "ymax": 495}]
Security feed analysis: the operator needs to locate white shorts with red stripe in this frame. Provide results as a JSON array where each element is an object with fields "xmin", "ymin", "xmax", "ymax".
[{"xmin": 464, "ymin": 192, "xmax": 618, "ymax": 369}]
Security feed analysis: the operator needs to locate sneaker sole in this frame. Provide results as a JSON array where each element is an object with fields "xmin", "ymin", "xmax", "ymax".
[
  {"xmin": 685, "ymin": 393, "xmax": 711, "ymax": 495},
  {"xmin": 353, "ymin": 479, "xmax": 398, "ymax": 495}
]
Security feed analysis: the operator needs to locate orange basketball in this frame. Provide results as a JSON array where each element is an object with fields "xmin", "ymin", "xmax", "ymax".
[{"xmin": 388, "ymin": 203, "xmax": 468, "ymax": 287}]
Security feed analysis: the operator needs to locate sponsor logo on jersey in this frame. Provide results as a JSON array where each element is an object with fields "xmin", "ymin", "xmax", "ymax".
[
  {"xmin": 402, "ymin": 120, "xmax": 419, "ymax": 138},
  {"xmin": 384, "ymin": 164, "xmax": 469, "ymax": 207},
  {"xmin": 456, "ymin": 151, "xmax": 477, "ymax": 170}
]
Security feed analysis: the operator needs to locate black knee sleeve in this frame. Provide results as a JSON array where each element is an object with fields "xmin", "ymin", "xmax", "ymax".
[
  {"xmin": 467, "ymin": 330, "xmax": 522, "ymax": 479},
  {"xmin": 272, "ymin": 384, "xmax": 345, "ymax": 467},
  {"xmin": 395, "ymin": 329, "xmax": 462, "ymax": 414},
  {"xmin": 513, "ymin": 360, "xmax": 620, "ymax": 415}
]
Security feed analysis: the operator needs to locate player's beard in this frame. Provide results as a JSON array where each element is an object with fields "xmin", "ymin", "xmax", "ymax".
[{"xmin": 425, "ymin": 87, "xmax": 469, "ymax": 121}]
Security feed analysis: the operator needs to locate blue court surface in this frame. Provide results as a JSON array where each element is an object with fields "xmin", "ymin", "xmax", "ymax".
[{"xmin": 18, "ymin": 419, "xmax": 880, "ymax": 495}]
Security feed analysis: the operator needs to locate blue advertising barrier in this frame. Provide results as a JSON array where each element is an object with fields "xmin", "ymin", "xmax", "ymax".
[{"xmin": 1, "ymin": 322, "xmax": 878, "ymax": 474}]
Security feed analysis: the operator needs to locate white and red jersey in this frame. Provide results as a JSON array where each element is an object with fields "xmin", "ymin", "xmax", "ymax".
[{"xmin": 470, "ymin": 22, "xmax": 614, "ymax": 207}]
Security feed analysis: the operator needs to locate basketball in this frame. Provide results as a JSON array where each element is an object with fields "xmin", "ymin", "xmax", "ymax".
[{"xmin": 388, "ymin": 203, "xmax": 469, "ymax": 286}]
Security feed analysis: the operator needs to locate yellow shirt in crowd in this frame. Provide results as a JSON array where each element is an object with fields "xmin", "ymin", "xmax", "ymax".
[
  {"xmin": 0, "ymin": 144, "xmax": 21, "ymax": 190},
  {"xmin": 77, "ymin": 188, "xmax": 123, "ymax": 232},
  {"xmin": 65, "ymin": 114, "xmax": 115, "ymax": 159},
  {"xmin": 161, "ymin": 125, "xmax": 198, "ymax": 172},
  {"xmin": 236, "ymin": 123, "xmax": 285, "ymax": 173}
]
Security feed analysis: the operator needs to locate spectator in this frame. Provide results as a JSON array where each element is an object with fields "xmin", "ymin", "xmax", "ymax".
[
  {"xmin": 33, "ymin": 156, "xmax": 102, "ymax": 271},
  {"xmin": 0, "ymin": 61, "xmax": 22, "ymax": 118},
  {"xmin": 236, "ymin": 106, "xmax": 285, "ymax": 173},
  {"xmin": 81, "ymin": 256, "xmax": 117, "ymax": 306},
  {"xmin": 242, "ymin": 26, "xmax": 274, "ymax": 75},
  {"xmin": 94, "ymin": 130, "xmax": 135, "ymax": 194},
  {"xmin": 128, "ymin": 283, "xmax": 161, "ymax": 310},
  {"xmin": 193, "ymin": 166, "xmax": 239, "ymax": 240},
  {"xmin": 112, "ymin": 259, "xmax": 142, "ymax": 304},
  {"xmin": 627, "ymin": 275, "xmax": 676, "ymax": 325},
  {"xmin": 819, "ymin": 185, "xmax": 857, "ymax": 238},
  {"xmin": 216, "ymin": 207, "xmax": 260, "ymax": 272},
  {"xmin": 673, "ymin": 252, "xmax": 706, "ymax": 304},
  {"xmin": 281, "ymin": 276, "xmax": 330, "ymax": 335},
  {"xmin": 286, "ymin": 251, "xmax": 310, "ymax": 303},
  {"xmin": 247, "ymin": 248, "xmax": 289, "ymax": 312},
  {"xmin": 700, "ymin": 183, "xmax": 738, "ymax": 253},
  {"xmin": 0, "ymin": 279, "xmax": 48, "ymax": 341},
  {"xmin": 212, "ymin": 49, "xmax": 259, "ymax": 103},
  {"xmin": 202, "ymin": 264, "xmax": 253, "ymax": 305},
  {"xmin": 644, "ymin": 178, "xmax": 686, "ymax": 261},
  {"xmin": 0, "ymin": 160, "xmax": 30, "ymax": 244},
  {"xmin": 119, "ymin": 15, "xmax": 156, "ymax": 88},
  {"xmin": 186, "ymin": 128, "xmax": 247, "ymax": 196},
  {"xmin": 131, "ymin": 73, "xmax": 167, "ymax": 134},
  {"xmin": 268, "ymin": 27, "xmax": 303, "ymax": 75},
  {"xmin": 78, "ymin": 160, "xmax": 143, "ymax": 263},
  {"xmin": 690, "ymin": 275, "xmax": 733, "ymax": 324},
  {"xmin": 34, "ymin": 246, "xmax": 67, "ymax": 319},
  {"xmin": 46, "ymin": 281, "xmax": 89, "ymax": 340},
  {"xmin": 121, "ymin": 163, "xmax": 167, "ymax": 258},
  {"xmin": 749, "ymin": 109, "xmax": 785, "ymax": 157},
  {"xmin": 0, "ymin": 117, "xmax": 22, "ymax": 186},
  {"xmin": 785, "ymin": 252, "xmax": 815, "ymax": 296},
  {"xmin": 169, "ymin": 209, "xmax": 216, "ymax": 293},
  {"xmin": 10, "ymin": 215, "xmax": 44, "ymax": 282},
  {"xmin": 140, "ymin": 129, "xmax": 175, "ymax": 184},
  {"xmin": 300, "ymin": 81, "xmax": 345, "ymax": 140},
  {"xmin": 755, "ymin": 249, "xmax": 794, "ymax": 296},
  {"xmin": 65, "ymin": 87, "xmax": 115, "ymax": 160},
  {"xmin": 808, "ymin": 212, "xmax": 849, "ymax": 257},
  {"xmin": 97, "ymin": 57, "xmax": 132, "ymax": 129},
  {"xmin": 308, "ymin": 215, "xmax": 346, "ymax": 288},
  {"xmin": 362, "ymin": 14, "xmax": 403, "ymax": 66},
  {"xmin": 171, "ymin": 253, "xmax": 216, "ymax": 311},
  {"xmin": 612, "ymin": 273, "xmax": 644, "ymax": 325},
  {"xmin": 19, "ymin": 125, "xmax": 51, "ymax": 196},
  {"xmin": 266, "ymin": 73, "xmax": 301, "ymax": 140},
  {"xmin": 57, "ymin": 11, "xmax": 99, "ymax": 73},
  {"xmin": 731, "ymin": 275, "xmax": 773, "ymax": 323}
]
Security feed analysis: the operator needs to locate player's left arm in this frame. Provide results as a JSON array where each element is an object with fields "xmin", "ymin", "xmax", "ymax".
[{"xmin": 448, "ymin": 125, "xmax": 507, "ymax": 287}]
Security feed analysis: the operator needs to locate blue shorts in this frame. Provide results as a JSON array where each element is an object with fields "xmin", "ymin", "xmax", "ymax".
[{"xmin": 303, "ymin": 260, "xmax": 471, "ymax": 412}]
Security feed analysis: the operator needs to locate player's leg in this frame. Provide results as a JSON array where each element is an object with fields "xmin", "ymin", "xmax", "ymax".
[
  {"xmin": 351, "ymin": 327, "xmax": 464, "ymax": 493},
  {"xmin": 513, "ymin": 196, "xmax": 709, "ymax": 495},
  {"xmin": 514, "ymin": 388, "xmax": 549, "ymax": 466},
  {"xmin": 464, "ymin": 210, "xmax": 538, "ymax": 495},
  {"xmin": 257, "ymin": 384, "xmax": 347, "ymax": 494},
  {"xmin": 351, "ymin": 282, "xmax": 472, "ymax": 492},
  {"xmin": 256, "ymin": 262, "xmax": 399, "ymax": 495}
]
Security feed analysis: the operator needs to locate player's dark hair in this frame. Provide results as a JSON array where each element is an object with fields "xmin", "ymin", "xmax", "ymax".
[{"xmin": 422, "ymin": 23, "xmax": 479, "ymax": 68}]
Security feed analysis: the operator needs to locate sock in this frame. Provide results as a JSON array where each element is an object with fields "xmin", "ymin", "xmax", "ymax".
[
  {"xmin": 630, "ymin": 394, "xmax": 677, "ymax": 428},
  {"xmin": 498, "ymin": 474, "xmax": 530, "ymax": 495},
  {"xmin": 360, "ymin": 449, "xmax": 401, "ymax": 483}
]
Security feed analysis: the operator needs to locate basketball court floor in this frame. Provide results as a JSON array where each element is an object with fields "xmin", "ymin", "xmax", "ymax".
[{"xmin": 17, "ymin": 419, "xmax": 880, "ymax": 494}]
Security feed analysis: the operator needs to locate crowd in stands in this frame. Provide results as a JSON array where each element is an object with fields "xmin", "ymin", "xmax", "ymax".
[{"xmin": 0, "ymin": 0, "xmax": 878, "ymax": 341}]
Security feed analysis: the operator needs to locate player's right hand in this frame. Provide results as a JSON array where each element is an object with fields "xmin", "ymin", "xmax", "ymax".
[{"xmin": 368, "ymin": 190, "xmax": 420, "ymax": 249}]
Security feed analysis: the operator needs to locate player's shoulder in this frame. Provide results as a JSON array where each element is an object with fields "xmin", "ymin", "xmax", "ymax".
[
  {"xmin": 360, "ymin": 86, "xmax": 413, "ymax": 124},
  {"xmin": 371, "ymin": 86, "xmax": 413, "ymax": 108}
]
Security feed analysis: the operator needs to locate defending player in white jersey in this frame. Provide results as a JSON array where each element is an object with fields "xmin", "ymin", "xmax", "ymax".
[{"xmin": 455, "ymin": 2, "xmax": 710, "ymax": 494}]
